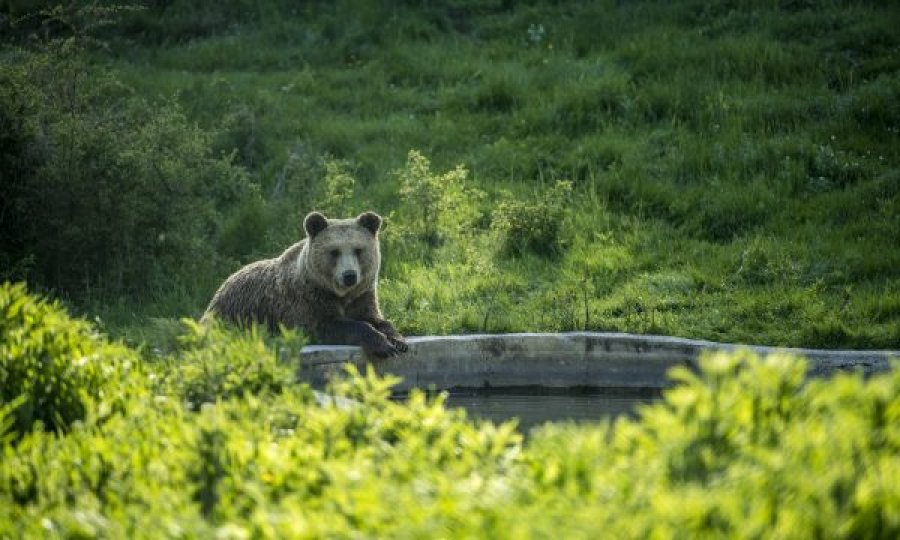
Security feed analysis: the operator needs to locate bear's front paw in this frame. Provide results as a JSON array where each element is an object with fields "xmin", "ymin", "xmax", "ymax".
[
  {"xmin": 389, "ymin": 335, "xmax": 409, "ymax": 353},
  {"xmin": 366, "ymin": 335, "xmax": 400, "ymax": 358}
]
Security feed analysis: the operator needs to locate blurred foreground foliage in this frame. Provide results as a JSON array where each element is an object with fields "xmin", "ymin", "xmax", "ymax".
[{"xmin": 2, "ymin": 282, "xmax": 898, "ymax": 538}]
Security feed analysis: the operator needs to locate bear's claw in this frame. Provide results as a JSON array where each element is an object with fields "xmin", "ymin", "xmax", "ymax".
[
  {"xmin": 367, "ymin": 336, "xmax": 400, "ymax": 358},
  {"xmin": 367, "ymin": 337, "xmax": 408, "ymax": 358},
  {"xmin": 390, "ymin": 337, "xmax": 409, "ymax": 353}
]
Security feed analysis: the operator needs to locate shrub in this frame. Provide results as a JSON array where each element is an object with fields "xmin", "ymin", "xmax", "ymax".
[
  {"xmin": 394, "ymin": 150, "xmax": 485, "ymax": 247},
  {"xmin": 492, "ymin": 180, "xmax": 572, "ymax": 257},
  {"xmin": 0, "ymin": 10, "xmax": 260, "ymax": 301},
  {"xmin": 0, "ymin": 282, "xmax": 142, "ymax": 437},
  {"xmin": 524, "ymin": 351, "xmax": 900, "ymax": 537},
  {"xmin": 317, "ymin": 156, "xmax": 357, "ymax": 217},
  {"xmin": 0, "ymin": 288, "xmax": 898, "ymax": 537},
  {"xmin": 165, "ymin": 319, "xmax": 303, "ymax": 408}
]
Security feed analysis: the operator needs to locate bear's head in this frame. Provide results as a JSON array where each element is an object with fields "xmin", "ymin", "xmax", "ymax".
[{"xmin": 301, "ymin": 211, "xmax": 382, "ymax": 297}]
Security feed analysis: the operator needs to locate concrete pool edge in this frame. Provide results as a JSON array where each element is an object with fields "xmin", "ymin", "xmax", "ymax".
[{"xmin": 296, "ymin": 332, "xmax": 898, "ymax": 392}]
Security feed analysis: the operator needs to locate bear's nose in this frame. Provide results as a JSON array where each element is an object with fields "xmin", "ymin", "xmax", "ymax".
[{"xmin": 342, "ymin": 270, "xmax": 357, "ymax": 287}]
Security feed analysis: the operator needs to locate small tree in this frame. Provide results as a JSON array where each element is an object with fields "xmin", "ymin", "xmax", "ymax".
[
  {"xmin": 396, "ymin": 150, "xmax": 483, "ymax": 247},
  {"xmin": 318, "ymin": 157, "xmax": 357, "ymax": 217}
]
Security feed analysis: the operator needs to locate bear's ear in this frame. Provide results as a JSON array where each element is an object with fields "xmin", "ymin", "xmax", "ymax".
[
  {"xmin": 357, "ymin": 211, "xmax": 382, "ymax": 235},
  {"xmin": 304, "ymin": 212, "xmax": 329, "ymax": 238}
]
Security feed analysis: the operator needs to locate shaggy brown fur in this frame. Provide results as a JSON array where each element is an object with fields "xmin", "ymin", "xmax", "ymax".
[{"xmin": 203, "ymin": 211, "xmax": 408, "ymax": 357}]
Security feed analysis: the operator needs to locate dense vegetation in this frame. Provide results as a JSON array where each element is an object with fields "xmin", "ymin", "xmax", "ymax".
[
  {"xmin": 2, "ymin": 283, "xmax": 898, "ymax": 537},
  {"xmin": 3, "ymin": 4, "xmax": 898, "ymax": 536},
  {"xmin": 1, "ymin": 0, "xmax": 898, "ymax": 348}
]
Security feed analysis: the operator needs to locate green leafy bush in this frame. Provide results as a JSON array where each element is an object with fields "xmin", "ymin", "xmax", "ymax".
[
  {"xmin": 492, "ymin": 180, "xmax": 572, "ymax": 257},
  {"xmin": 394, "ymin": 150, "xmax": 485, "ymax": 248},
  {"xmin": 2, "ymin": 285, "xmax": 897, "ymax": 537},
  {"xmin": 0, "ymin": 283, "xmax": 142, "ymax": 437},
  {"xmin": 525, "ymin": 351, "xmax": 900, "ymax": 537},
  {"xmin": 166, "ymin": 319, "xmax": 302, "ymax": 408},
  {"xmin": 0, "ymin": 9, "xmax": 259, "ymax": 301},
  {"xmin": 317, "ymin": 157, "xmax": 358, "ymax": 216}
]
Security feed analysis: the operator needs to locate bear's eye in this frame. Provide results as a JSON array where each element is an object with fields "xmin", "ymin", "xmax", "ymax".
[
  {"xmin": 354, "ymin": 248, "xmax": 363, "ymax": 257},
  {"xmin": 330, "ymin": 249, "xmax": 340, "ymax": 259}
]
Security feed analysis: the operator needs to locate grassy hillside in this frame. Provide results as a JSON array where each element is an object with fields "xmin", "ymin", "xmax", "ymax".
[{"xmin": 2, "ymin": 0, "xmax": 899, "ymax": 348}]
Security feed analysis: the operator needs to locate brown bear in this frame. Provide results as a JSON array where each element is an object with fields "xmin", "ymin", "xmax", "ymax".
[{"xmin": 202, "ymin": 211, "xmax": 408, "ymax": 357}]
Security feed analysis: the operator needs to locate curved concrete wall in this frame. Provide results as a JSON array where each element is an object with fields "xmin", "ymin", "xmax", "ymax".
[{"xmin": 297, "ymin": 332, "xmax": 897, "ymax": 392}]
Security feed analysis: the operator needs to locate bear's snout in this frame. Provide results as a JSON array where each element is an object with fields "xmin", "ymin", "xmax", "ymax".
[{"xmin": 342, "ymin": 270, "xmax": 358, "ymax": 287}]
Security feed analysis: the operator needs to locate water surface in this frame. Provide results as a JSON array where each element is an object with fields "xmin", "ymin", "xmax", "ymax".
[{"xmin": 445, "ymin": 388, "xmax": 662, "ymax": 432}]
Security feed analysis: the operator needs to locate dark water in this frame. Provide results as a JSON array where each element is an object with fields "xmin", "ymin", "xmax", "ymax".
[{"xmin": 445, "ymin": 388, "xmax": 662, "ymax": 432}]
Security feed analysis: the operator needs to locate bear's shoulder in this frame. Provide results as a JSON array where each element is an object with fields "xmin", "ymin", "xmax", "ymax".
[{"xmin": 277, "ymin": 239, "xmax": 307, "ymax": 266}]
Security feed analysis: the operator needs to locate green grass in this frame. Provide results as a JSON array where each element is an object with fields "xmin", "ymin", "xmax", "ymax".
[{"xmin": 3, "ymin": 0, "xmax": 900, "ymax": 348}]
